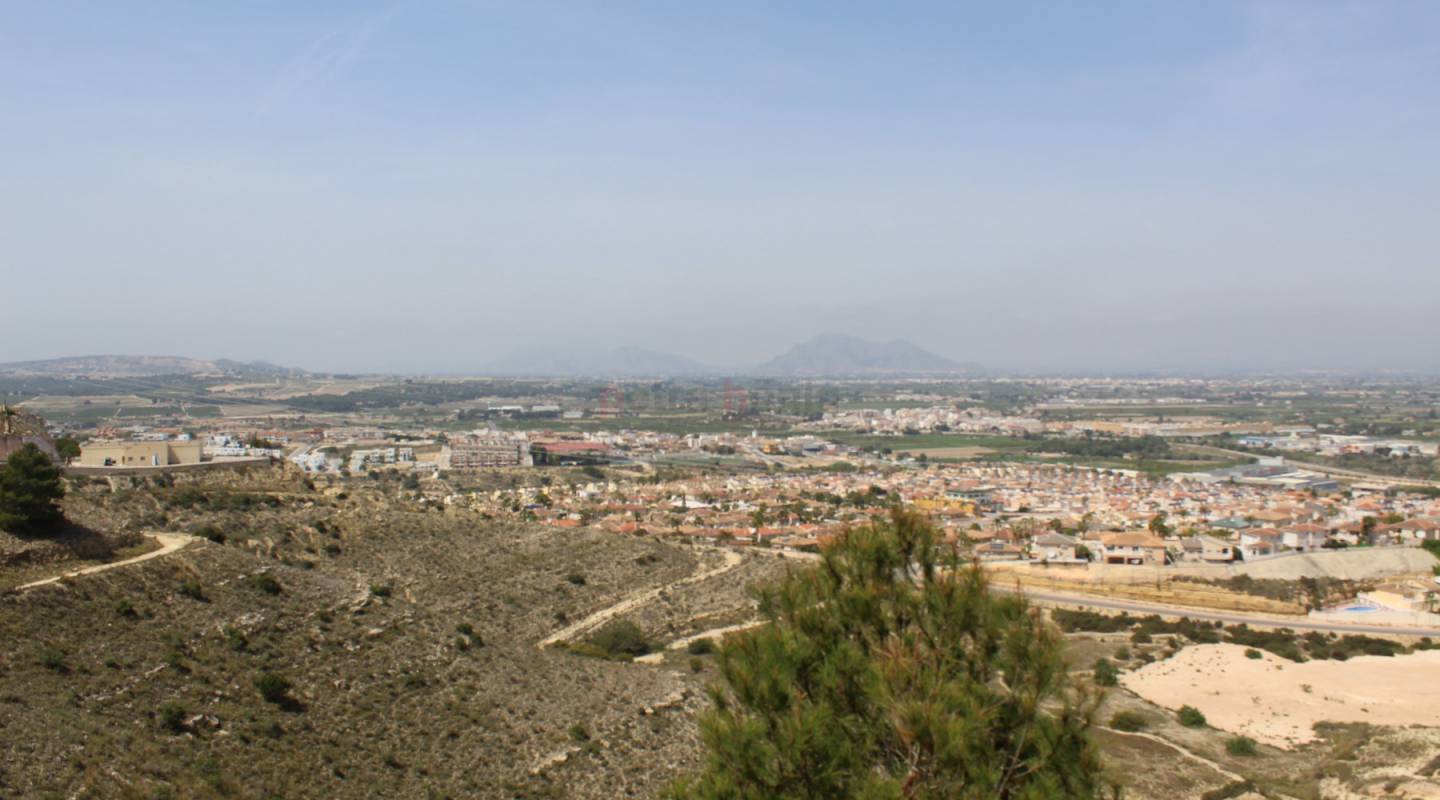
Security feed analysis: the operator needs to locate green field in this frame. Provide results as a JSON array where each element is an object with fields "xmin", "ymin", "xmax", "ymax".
[
  {"xmin": 821, "ymin": 431, "xmax": 1249, "ymax": 475},
  {"xmin": 487, "ymin": 414, "xmax": 794, "ymax": 437},
  {"xmin": 821, "ymin": 432, "xmax": 1033, "ymax": 452}
]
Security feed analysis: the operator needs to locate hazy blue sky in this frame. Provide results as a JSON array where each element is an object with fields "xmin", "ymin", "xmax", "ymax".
[{"xmin": 3, "ymin": 1, "xmax": 1438, "ymax": 373}]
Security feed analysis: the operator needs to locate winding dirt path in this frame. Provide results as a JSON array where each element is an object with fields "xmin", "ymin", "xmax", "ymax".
[
  {"xmin": 1100, "ymin": 726, "xmax": 1247, "ymax": 784},
  {"xmin": 15, "ymin": 533, "xmax": 197, "ymax": 592},
  {"xmin": 666, "ymin": 619, "xmax": 768, "ymax": 651},
  {"xmin": 537, "ymin": 547, "xmax": 744, "ymax": 649}
]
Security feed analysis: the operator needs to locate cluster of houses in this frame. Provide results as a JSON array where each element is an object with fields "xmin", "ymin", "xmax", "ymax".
[
  {"xmin": 427, "ymin": 459, "xmax": 1440, "ymax": 570},
  {"xmin": 971, "ymin": 515, "xmax": 1440, "ymax": 567}
]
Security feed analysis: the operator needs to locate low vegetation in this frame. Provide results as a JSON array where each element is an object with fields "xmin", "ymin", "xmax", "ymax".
[
  {"xmin": 1055, "ymin": 609, "xmax": 1413, "ymax": 662},
  {"xmin": 583, "ymin": 620, "xmax": 653, "ymax": 660},
  {"xmin": 1177, "ymin": 705, "xmax": 1207, "ymax": 728},
  {"xmin": 1109, "ymin": 710, "xmax": 1149, "ymax": 732},
  {"xmin": 1225, "ymin": 736, "xmax": 1259, "ymax": 757}
]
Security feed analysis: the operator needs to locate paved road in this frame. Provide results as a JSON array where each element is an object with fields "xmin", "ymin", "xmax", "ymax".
[
  {"xmin": 1003, "ymin": 586, "xmax": 1440, "ymax": 637},
  {"xmin": 15, "ymin": 533, "xmax": 198, "ymax": 592},
  {"xmin": 1182, "ymin": 444, "xmax": 1440, "ymax": 489}
]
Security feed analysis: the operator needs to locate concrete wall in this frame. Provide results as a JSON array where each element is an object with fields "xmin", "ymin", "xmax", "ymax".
[
  {"xmin": 1233, "ymin": 547, "xmax": 1438, "ymax": 581},
  {"xmin": 66, "ymin": 456, "xmax": 270, "ymax": 477}
]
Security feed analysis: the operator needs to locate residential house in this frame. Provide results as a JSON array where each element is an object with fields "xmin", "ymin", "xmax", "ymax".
[
  {"xmin": 1396, "ymin": 518, "xmax": 1440, "ymax": 545},
  {"xmin": 974, "ymin": 540, "xmax": 1026, "ymax": 562},
  {"xmin": 1031, "ymin": 532, "xmax": 1082, "ymax": 563},
  {"xmin": 1281, "ymin": 522, "xmax": 1329, "ymax": 552},
  {"xmin": 1238, "ymin": 528, "xmax": 1284, "ymax": 560},
  {"xmin": 1098, "ymin": 532, "xmax": 1167, "ymax": 565},
  {"xmin": 1179, "ymin": 535, "xmax": 1236, "ymax": 563}
]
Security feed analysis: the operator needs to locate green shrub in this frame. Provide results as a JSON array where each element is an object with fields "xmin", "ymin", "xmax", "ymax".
[
  {"xmin": 38, "ymin": 645, "xmax": 67, "ymax": 672},
  {"xmin": 564, "ymin": 642, "xmax": 614, "ymax": 660},
  {"xmin": 246, "ymin": 573, "xmax": 282, "ymax": 595},
  {"xmin": 565, "ymin": 571, "xmax": 587, "ymax": 586},
  {"xmin": 178, "ymin": 580, "xmax": 206, "ymax": 601},
  {"xmin": 1227, "ymin": 624, "xmax": 1304, "ymax": 661},
  {"xmin": 1093, "ymin": 658, "xmax": 1119, "ymax": 687},
  {"xmin": 568, "ymin": 723, "xmax": 590, "ymax": 742},
  {"xmin": 1225, "ymin": 736, "xmax": 1259, "ymax": 756},
  {"xmin": 1303, "ymin": 632, "xmax": 1405, "ymax": 660},
  {"xmin": 1178, "ymin": 705, "xmax": 1207, "ymax": 728},
  {"xmin": 223, "ymin": 627, "xmax": 248, "ymax": 652},
  {"xmin": 586, "ymin": 621, "xmax": 652, "ymax": 660},
  {"xmin": 113, "ymin": 599, "xmax": 138, "ymax": 618},
  {"xmin": 1131, "ymin": 630, "xmax": 1153, "ymax": 644},
  {"xmin": 1244, "ymin": 648, "xmax": 1263, "ymax": 660},
  {"xmin": 1109, "ymin": 711, "xmax": 1148, "ymax": 732},
  {"xmin": 158, "ymin": 702, "xmax": 187, "ymax": 733},
  {"xmin": 195, "ymin": 525, "xmax": 226, "ymax": 544},
  {"xmin": 1051, "ymin": 609, "xmax": 1131, "ymax": 633},
  {"xmin": 370, "ymin": 584, "xmax": 392, "ymax": 598},
  {"xmin": 686, "ymin": 637, "xmax": 716, "ymax": 655},
  {"xmin": 255, "ymin": 673, "xmax": 293, "ymax": 706},
  {"xmin": 1113, "ymin": 646, "xmax": 1131, "ymax": 661}
]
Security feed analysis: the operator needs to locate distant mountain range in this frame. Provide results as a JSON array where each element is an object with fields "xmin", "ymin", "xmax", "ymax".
[
  {"xmin": 480, "ymin": 334, "xmax": 980, "ymax": 377},
  {"xmin": 0, "ymin": 355, "xmax": 306, "ymax": 380},
  {"xmin": 1, "ymin": 335, "xmax": 980, "ymax": 380},
  {"xmin": 755, "ymin": 334, "xmax": 981, "ymax": 377}
]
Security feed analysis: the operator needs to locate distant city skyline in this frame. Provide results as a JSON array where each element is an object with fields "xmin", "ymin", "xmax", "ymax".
[{"xmin": 4, "ymin": 2, "xmax": 1438, "ymax": 373}]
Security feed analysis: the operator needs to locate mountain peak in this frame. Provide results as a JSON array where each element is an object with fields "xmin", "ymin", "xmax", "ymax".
[{"xmin": 755, "ymin": 334, "xmax": 979, "ymax": 376}]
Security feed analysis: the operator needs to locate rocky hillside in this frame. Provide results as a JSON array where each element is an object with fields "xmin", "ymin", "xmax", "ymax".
[
  {"xmin": 5, "ymin": 465, "xmax": 1437, "ymax": 799},
  {"xmin": 0, "ymin": 467, "xmax": 775, "ymax": 799}
]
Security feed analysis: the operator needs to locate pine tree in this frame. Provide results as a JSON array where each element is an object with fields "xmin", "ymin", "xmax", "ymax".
[
  {"xmin": 0, "ymin": 443, "xmax": 66, "ymax": 534},
  {"xmin": 672, "ymin": 507, "xmax": 1107, "ymax": 799}
]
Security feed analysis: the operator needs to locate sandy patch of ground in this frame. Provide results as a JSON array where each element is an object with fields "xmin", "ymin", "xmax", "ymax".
[{"xmin": 1122, "ymin": 643, "xmax": 1440, "ymax": 748}]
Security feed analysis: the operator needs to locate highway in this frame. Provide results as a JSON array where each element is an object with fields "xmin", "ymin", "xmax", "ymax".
[
  {"xmin": 756, "ymin": 544, "xmax": 1440, "ymax": 637},
  {"xmin": 999, "ymin": 585, "xmax": 1440, "ymax": 637},
  {"xmin": 1181, "ymin": 443, "xmax": 1440, "ymax": 489}
]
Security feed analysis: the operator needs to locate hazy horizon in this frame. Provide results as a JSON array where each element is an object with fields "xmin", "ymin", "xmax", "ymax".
[{"xmin": 4, "ymin": 2, "xmax": 1438, "ymax": 374}]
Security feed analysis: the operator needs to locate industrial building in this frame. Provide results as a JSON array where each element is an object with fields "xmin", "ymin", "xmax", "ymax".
[{"xmin": 77, "ymin": 440, "xmax": 204, "ymax": 468}]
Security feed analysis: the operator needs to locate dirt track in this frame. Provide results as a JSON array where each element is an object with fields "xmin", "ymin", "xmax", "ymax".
[
  {"xmin": 537, "ymin": 547, "xmax": 744, "ymax": 649},
  {"xmin": 15, "ymin": 533, "xmax": 197, "ymax": 591}
]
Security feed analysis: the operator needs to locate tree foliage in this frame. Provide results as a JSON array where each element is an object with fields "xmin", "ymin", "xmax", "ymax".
[
  {"xmin": 54, "ymin": 435, "xmax": 82, "ymax": 461},
  {"xmin": 0, "ymin": 443, "xmax": 65, "ymax": 534},
  {"xmin": 672, "ymin": 507, "xmax": 1106, "ymax": 799}
]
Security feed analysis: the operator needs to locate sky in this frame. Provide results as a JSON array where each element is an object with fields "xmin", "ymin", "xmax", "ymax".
[{"xmin": 2, "ymin": 1, "xmax": 1439, "ymax": 374}]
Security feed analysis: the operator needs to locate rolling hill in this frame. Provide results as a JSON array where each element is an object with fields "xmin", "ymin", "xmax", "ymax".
[{"xmin": 0, "ymin": 356, "xmax": 306, "ymax": 379}]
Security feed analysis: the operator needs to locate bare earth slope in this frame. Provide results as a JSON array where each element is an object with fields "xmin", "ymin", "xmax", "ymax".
[{"xmin": 0, "ymin": 486, "xmax": 775, "ymax": 799}]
